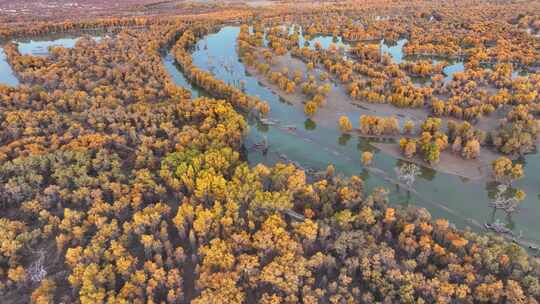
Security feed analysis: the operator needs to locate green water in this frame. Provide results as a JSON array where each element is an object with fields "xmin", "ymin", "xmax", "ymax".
[{"xmin": 166, "ymin": 26, "xmax": 540, "ymax": 244}]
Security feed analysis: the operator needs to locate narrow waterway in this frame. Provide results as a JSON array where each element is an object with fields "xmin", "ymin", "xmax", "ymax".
[{"xmin": 164, "ymin": 26, "xmax": 540, "ymax": 244}]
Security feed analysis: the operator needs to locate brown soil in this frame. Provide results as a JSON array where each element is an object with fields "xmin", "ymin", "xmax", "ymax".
[{"xmin": 372, "ymin": 142, "xmax": 500, "ymax": 181}]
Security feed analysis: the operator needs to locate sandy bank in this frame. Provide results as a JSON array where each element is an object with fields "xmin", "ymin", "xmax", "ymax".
[
  {"xmin": 372, "ymin": 142, "xmax": 501, "ymax": 181},
  {"xmin": 247, "ymin": 52, "xmax": 428, "ymax": 128}
]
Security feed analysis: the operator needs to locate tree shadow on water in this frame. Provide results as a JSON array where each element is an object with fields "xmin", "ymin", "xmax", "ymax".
[
  {"xmin": 338, "ymin": 133, "xmax": 351, "ymax": 146},
  {"xmin": 304, "ymin": 118, "xmax": 316, "ymax": 130}
]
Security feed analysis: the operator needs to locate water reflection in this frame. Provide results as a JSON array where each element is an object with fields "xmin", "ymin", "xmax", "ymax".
[
  {"xmin": 357, "ymin": 138, "xmax": 378, "ymax": 153},
  {"xmin": 443, "ymin": 62, "xmax": 465, "ymax": 82},
  {"xmin": 304, "ymin": 118, "xmax": 317, "ymax": 130},
  {"xmin": 256, "ymin": 120, "xmax": 270, "ymax": 133},
  {"xmin": 0, "ymin": 48, "xmax": 19, "ymax": 86},
  {"xmin": 303, "ymin": 34, "xmax": 349, "ymax": 51},
  {"xmin": 338, "ymin": 133, "xmax": 352, "ymax": 145},
  {"xmin": 419, "ymin": 166, "xmax": 437, "ymax": 181},
  {"xmin": 382, "ymin": 39, "xmax": 465, "ymax": 83},
  {"xmin": 162, "ymin": 54, "xmax": 206, "ymax": 98},
  {"xmin": 17, "ymin": 35, "xmax": 103, "ymax": 56},
  {"xmin": 359, "ymin": 168, "xmax": 371, "ymax": 181},
  {"xmin": 268, "ymin": 25, "xmax": 466, "ymax": 85}
]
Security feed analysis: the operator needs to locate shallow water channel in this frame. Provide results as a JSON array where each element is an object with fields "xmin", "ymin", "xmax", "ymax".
[
  {"xmin": 15, "ymin": 35, "xmax": 103, "ymax": 56},
  {"xmin": 164, "ymin": 26, "xmax": 540, "ymax": 244}
]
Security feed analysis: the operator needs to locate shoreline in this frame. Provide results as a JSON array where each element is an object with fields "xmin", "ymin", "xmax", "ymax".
[{"xmin": 372, "ymin": 142, "xmax": 498, "ymax": 181}]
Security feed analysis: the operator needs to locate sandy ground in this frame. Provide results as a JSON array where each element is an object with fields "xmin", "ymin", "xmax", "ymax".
[
  {"xmin": 248, "ymin": 52, "xmax": 512, "ymax": 182},
  {"xmin": 475, "ymin": 105, "xmax": 509, "ymax": 133},
  {"xmin": 372, "ymin": 142, "xmax": 500, "ymax": 181}
]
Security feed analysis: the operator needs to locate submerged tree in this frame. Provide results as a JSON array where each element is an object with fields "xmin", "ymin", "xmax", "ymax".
[
  {"xmin": 489, "ymin": 184, "xmax": 526, "ymax": 215},
  {"xmin": 395, "ymin": 163, "xmax": 421, "ymax": 188}
]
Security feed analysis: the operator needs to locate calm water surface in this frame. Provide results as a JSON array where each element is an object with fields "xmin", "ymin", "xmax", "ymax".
[
  {"xmin": 16, "ymin": 35, "xmax": 102, "ymax": 56},
  {"xmin": 0, "ymin": 48, "xmax": 19, "ymax": 86}
]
